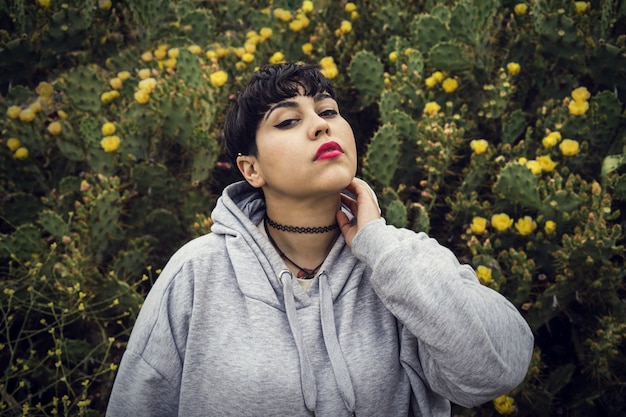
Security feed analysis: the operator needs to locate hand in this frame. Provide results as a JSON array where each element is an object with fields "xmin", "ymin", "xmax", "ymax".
[{"xmin": 336, "ymin": 178, "xmax": 381, "ymax": 247}]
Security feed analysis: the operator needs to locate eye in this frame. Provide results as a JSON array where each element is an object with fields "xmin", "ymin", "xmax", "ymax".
[
  {"xmin": 319, "ymin": 109, "xmax": 338, "ymax": 118},
  {"xmin": 274, "ymin": 118, "xmax": 299, "ymax": 129}
]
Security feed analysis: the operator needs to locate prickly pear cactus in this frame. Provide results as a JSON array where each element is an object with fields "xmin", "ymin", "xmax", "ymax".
[
  {"xmin": 494, "ymin": 162, "xmax": 541, "ymax": 209},
  {"xmin": 60, "ymin": 65, "xmax": 102, "ymax": 113},
  {"xmin": 362, "ymin": 123, "xmax": 400, "ymax": 187},
  {"xmin": 348, "ymin": 51, "xmax": 385, "ymax": 105}
]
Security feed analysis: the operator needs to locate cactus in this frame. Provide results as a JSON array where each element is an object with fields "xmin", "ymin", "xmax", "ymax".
[
  {"xmin": 362, "ymin": 123, "xmax": 400, "ymax": 187},
  {"xmin": 60, "ymin": 65, "xmax": 102, "ymax": 113},
  {"xmin": 348, "ymin": 51, "xmax": 385, "ymax": 105},
  {"xmin": 179, "ymin": 8, "xmax": 218, "ymax": 45},
  {"xmin": 409, "ymin": 202, "xmax": 430, "ymax": 233},
  {"xmin": 494, "ymin": 162, "xmax": 541, "ymax": 209},
  {"xmin": 429, "ymin": 41, "xmax": 472, "ymax": 73},
  {"xmin": 501, "ymin": 109, "xmax": 528, "ymax": 144},
  {"xmin": 589, "ymin": 91, "xmax": 622, "ymax": 155},
  {"xmin": 410, "ymin": 14, "xmax": 450, "ymax": 55}
]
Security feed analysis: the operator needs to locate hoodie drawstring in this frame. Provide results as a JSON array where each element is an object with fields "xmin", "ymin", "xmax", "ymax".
[
  {"xmin": 280, "ymin": 270, "xmax": 356, "ymax": 415},
  {"xmin": 280, "ymin": 270, "xmax": 317, "ymax": 412},
  {"xmin": 319, "ymin": 273, "xmax": 356, "ymax": 413}
]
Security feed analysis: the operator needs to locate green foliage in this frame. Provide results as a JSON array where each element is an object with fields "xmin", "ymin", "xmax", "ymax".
[{"xmin": 1, "ymin": 0, "xmax": 626, "ymax": 416}]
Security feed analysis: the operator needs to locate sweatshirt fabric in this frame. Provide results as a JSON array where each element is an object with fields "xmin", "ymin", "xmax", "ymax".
[{"xmin": 106, "ymin": 180, "xmax": 534, "ymax": 417}]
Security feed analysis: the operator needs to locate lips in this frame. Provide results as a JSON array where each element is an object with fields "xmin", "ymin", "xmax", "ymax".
[{"xmin": 315, "ymin": 141, "xmax": 343, "ymax": 161}]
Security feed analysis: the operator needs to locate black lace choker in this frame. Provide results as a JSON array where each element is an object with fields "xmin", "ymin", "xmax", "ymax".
[
  {"xmin": 263, "ymin": 220, "xmax": 324, "ymax": 279},
  {"xmin": 265, "ymin": 214, "xmax": 338, "ymax": 234}
]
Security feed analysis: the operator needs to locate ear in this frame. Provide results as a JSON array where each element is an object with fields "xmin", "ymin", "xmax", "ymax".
[{"xmin": 237, "ymin": 155, "xmax": 266, "ymax": 188}]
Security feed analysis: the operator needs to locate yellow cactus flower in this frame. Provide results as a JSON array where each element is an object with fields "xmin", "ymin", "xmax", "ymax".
[
  {"xmin": 101, "ymin": 90, "xmax": 120, "ymax": 103},
  {"xmin": 340, "ymin": 20, "xmax": 352, "ymax": 33},
  {"xmin": 575, "ymin": 1, "xmax": 588, "ymax": 13},
  {"xmin": 476, "ymin": 266, "xmax": 493, "ymax": 285},
  {"xmin": 544, "ymin": 220, "xmax": 557, "ymax": 234},
  {"xmin": 321, "ymin": 66, "xmax": 338, "ymax": 79},
  {"xmin": 117, "ymin": 71, "xmax": 131, "ymax": 80},
  {"xmin": 537, "ymin": 155, "xmax": 557, "ymax": 172},
  {"xmin": 154, "ymin": 48, "xmax": 167, "ymax": 60},
  {"xmin": 345, "ymin": 2, "xmax": 357, "ymax": 13},
  {"xmin": 216, "ymin": 47, "xmax": 230, "ymax": 58},
  {"xmin": 542, "ymin": 131, "xmax": 561, "ymax": 148},
  {"xmin": 493, "ymin": 394, "xmax": 515, "ymax": 415},
  {"xmin": 351, "ymin": 11, "xmax": 359, "ymax": 20},
  {"xmin": 141, "ymin": 51, "xmax": 153, "ymax": 62},
  {"xmin": 320, "ymin": 56, "xmax": 336, "ymax": 69},
  {"xmin": 425, "ymin": 76, "xmax": 437, "ymax": 89},
  {"xmin": 506, "ymin": 62, "xmax": 521, "ymax": 76},
  {"xmin": 187, "ymin": 45, "xmax": 202, "ymax": 55},
  {"xmin": 269, "ymin": 51, "xmax": 285, "ymax": 64},
  {"xmin": 47, "ymin": 121, "xmax": 62, "ymax": 136},
  {"xmin": 36, "ymin": 82, "xmax": 55, "ymax": 98},
  {"xmin": 7, "ymin": 105, "xmax": 21, "ymax": 119},
  {"xmin": 302, "ymin": 0, "xmax": 313, "ymax": 13},
  {"xmin": 29, "ymin": 101, "xmax": 43, "ymax": 114},
  {"xmin": 389, "ymin": 51, "xmax": 398, "ymax": 63},
  {"xmin": 167, "ymin": 48, "xmax": 179, "ymax": 59},
  {"xmin": 515, "ymin": 216, "xmax": 537, "ymax": 236},
  {"xmin": 559, "ymin": 139, "xmax": 580, "ymax": 156},
  {"xmin": 19, "ymin": 109, "xmax": 36, "ymax": 122},
  {"xmin": 442, "ymin": 78, "xmax": 459, "ymax": 93},
  {"xmin": 470, "ymin": 139, "xmax": 489, "ymax": 155},
  {"xmin": 526, "ymin": 160, "xmax": 542, "ymax": 175},
  {"xmin": 58, "ymin": 110, "xmax": 68, "ymax": 120},
  {"xmin": 205, "ymin": 50, "xmax": 217, "ymax": 60},
  {"xmin": 210, "ymin": 70, "xmax": 229, "ymax": 87},
  {"xmin": 568, "ymin": 99, "xmax": 589, "ymax": 116},
  {"xmin": 164, "ymin": 58, "xmax": 177, "ymax": 69},
  {"xmin": 138, "ymin": 68, "xmax": 151, "ymax": 80},
  {"xmin": 98, "ymin": 0, "xmax": 112, "ymax": 10},
  {"xmin": 242, "ymin": 53, "xmax": 255, "ymax": 63},
  {"xmin": 134, "ymin": 90, "xmax": 150, "ymax": 104},
  {"xmin": 274, "ymin": 8, "xmax": 293, "ymax": 22},
  {"xmin": 100, "ymin": 136, "xmax": 121, "ymax": 153},
  {"xmin": 7, "ymin": 138, "xmax": 21, "ymax": 151},
  {"xmin": 423, "ymin": 101, "xmax": 441, "ymax": 116},
  {"xmin": 109, "ymin": 77, "xmax": 123, "ymax": 90},
  {"xmin": 244, "ymin": 41, "xmax": 257, "ymax": 53},
  {"xmin": 14, "ymin": 147, "xmax": 29, "ymax": 160},
  {"xmin": 260, "ymin": 27, "xmax": 273, "ymax": 39},
  {"xmin": 431, "ymin": 71, "xmax": 444, "ymax": 82},
  {"xmin": 491, "ymin": 213, "xmax": 513, "ymax": 232},
  {"xmin": 138, "ymin": 77, "xmax": 157, "ymax": 93},
  {"xmin": 290, "ymin": 19, "xmax": 304, "ymax": 32},
  {"xmin": 302, "ymin": 42, "xmax": 314, "ymax": 55},
  {"xmin": 470, "ymin": 216, "xmax": 488, "ymax": 234},
  {"xmin": 514, "ymin": 3, "xmax": 527, "ymax": 16},
  {"xmin": 101, "ymin": 122, "xmax": 116, "ymax": 136},
  {"xmin": 37, "ymin": 0, "xmax": 50, "ymax": 8},
  {"xmin": 571, "ymin": 86, "xmax": 590, "ymax": 102}
]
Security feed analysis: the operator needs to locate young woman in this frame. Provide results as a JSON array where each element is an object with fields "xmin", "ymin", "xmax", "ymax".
[{"xmin": 106, "ymin": 63, "xmax": 534, "ymax": 416}]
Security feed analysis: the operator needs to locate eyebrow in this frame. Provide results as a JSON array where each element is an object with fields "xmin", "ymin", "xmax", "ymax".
[{"xmin": 264, "ymin": 92, "xmax": 334, "ymax": 121}]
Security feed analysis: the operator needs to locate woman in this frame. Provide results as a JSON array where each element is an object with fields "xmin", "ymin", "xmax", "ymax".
[{"xmin": 106, "ymin": 63, "xmax": 534, "ymax": 416}]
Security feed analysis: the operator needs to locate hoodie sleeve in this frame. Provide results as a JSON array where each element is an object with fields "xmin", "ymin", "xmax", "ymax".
[
  {"xmin": 350, "ymin": 219, "xmax": 534, "ymax": 408},
  {"xmin": 106, "ymin": 259, "xmax": 194, "ymax": 417}
]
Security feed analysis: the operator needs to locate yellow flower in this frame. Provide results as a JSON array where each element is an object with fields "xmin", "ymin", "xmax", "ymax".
[
  {"xmin": 321, "ymin": 66, "xmax": 338, "ymax": 79},
  {"xmin": 514, "ymin": 3, "xmax": 528, "ymax": 16},
  {"xmin": 345, "ymin": 2, "xmax": 357, "ymax": 13},
  {"xmin": 58, "ymin": 110, "xmax": 68, "ymax": 120},
  {"xmin": 244, "ymin": 41, "xmax": 257, "ymax": 53},
  {"xmin": 37, "ymin": 0, "xmax": 50, "ymax": 8},
  {"xmin": 506, "ymin": 62, "xmax": 521, "ymax": 76},
  {"xmin": 526, "ymin": 160, "xmax": 542, "ymax": 175},
  {"xmin": 470, "ymin": 216, "xmax": 488, "ymax": 234},
  {"xmin": 7, "ymin": 138, "xmax": 21, "ymax": 151},
  {"xmin": 571, "ymin": 86, "xmax": 590, "ymax": 102},
  {"xmin": 117, "ymin": 71, "xmax": 131, "ymax": 80},
  {"xmin": 575, "ymin": 2, "xmax": 588, "ymax": 13},
  {"xmin": 101, "ymin": 90, "xmax": 120, "ymax": 103},
  {"xmin": 164, "ymin": 58, "xmax": 177, "ymax": 69},
  {"xmin": 470, "ymin": 139, "xmax": 488, "ymax": 155},
  {"xmin": 320, "ymin": 56, "xmax": 336, "ymax": 69},
  {"xmin": 515, "ymin": 216, "xmax": 537, "ymax": 236},
  {"xmin": 340, "ymin": 20, "xmax": 352, "ymax": 33},
  {"xmin": 425, "ymin": 76, "xmax": 437, "ymax": 89},
  {"xmin": 210, "ymin": 70, "xmax": 228, "ymax": 87},
  {"xmin": 269, "ymin": 51, "xmax": 285, "ymax": 64},
  {"xmin": 7, "ymin": 105, "xmax": 21, "ymax": 119},
  {"xmin": 302, "ymin": 0, "xmax": 313, "ymax": 13},
  {"xmin": 98, "ymin": 0, "xmax": 112, "ymax": 10},
  {"xmin": 542, "ymin": 131, "xmax": 561, "ymax": 148},
  {"xmin": 442, "ymin": 78, "xmax": 459, "ymax": 93},
  {"xmin": 491, "ymin": 213, "xmax": 513, "ymax": 232},
  {"xmin": 241, "ymin": 53, "xmax": 254, "ymax": 63},
  {"xmin": 36, "ymin": 82, "xmax": 55, "ymax": 98},
  {"xmin": 100, "ymin": 136, "xmax": 121, "ymax": 152},
  {"xmin": 134, "ymin": 90, "xmax": 150, "ymax": 104},
  {"xmin": 101, "ymin": 122, "xmax": 116, "ymax": 136},
  {"xmin": 141, "ymin": 51, "xmax": 153, "ymax": 62},
  {"xmin": 260, "ymin": 27, "xmax": 273, "ymax": 39},
  {"xmin": 47, "ymin": 121, "xmax": 62, "ymax": 136},
  {"xmin": 109, "ymin": 77, "xmax": 123, "ymax": 90},
  {"xmin": 138, "ymin": 68, "xmax": 151, "ymax": 80},
  {"xmin": 537, "ymin": 155, "xmax": 557, "ymax": 172},
  {"xmin": 289, "ymin": 19, "xmax": 304, "ymax": 32},
  {"xmin": 14, "ymin": 147, "xmax": 29, "ymax": 160},
  {"xmin": 431, "ymin": 71, "xmax": 444, "ymax": 83},
  {"xmin": 351, "ymin": 11, "xmax": 359, "ymax": 20},
  {"xmin": 494, "ymin": 395, "xmax": 515, "ymax": 415},
  {"xmin": 29, "ymin": 101, "xmax": 43, "ymax": 114},
  {"xmin": 559, "ymin": 139, "xmax": 580, "ymax": 156},
  {"xmin": 19, "ymin": 109, "xmax": 36, "ymax": 122},
  {"xmin": 389, "ymin": 51, "xmax": 398, "ymax": 63},
  {"xmin": 302, "ymin": 42, "xmax": 313, "ymax": 55},
  {"xmin": 138, "ymin": 77, "xmax": 157, "ymax": 93},
  {"xmin": 154, "ymin": 48, "xmax": 167, "ymax": 60},
  {"xmin": 545, "ymin": 220, "xmax": 557, "ymax": 234},
  {"xmin": 476, "ymin": 266, "xmax": 493, "ymax": 285},
  {"xmin": 274, "ymin": 8, "xmax": 293, "ymax": 22},
  {"xmin": 423, "ymin": 101, "xmax": 441, "ymax": 116}
]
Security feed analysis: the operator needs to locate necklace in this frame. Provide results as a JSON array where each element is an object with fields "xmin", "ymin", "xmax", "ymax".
[
  {"xmin": 264, "ymin": 220, "xmax": 325, "ymax": 279},
  {"xmin": 265, "ymin": 214, "xmax": 338, "ymax": 234}
]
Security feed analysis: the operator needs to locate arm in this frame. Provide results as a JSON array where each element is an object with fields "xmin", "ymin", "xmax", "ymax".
[{"xmin": 337, "ymin": 178, "xmax": 534, "ymax": 407}]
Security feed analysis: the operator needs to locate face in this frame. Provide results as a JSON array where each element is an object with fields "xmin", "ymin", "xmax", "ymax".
[{"xmin": 238, "ymin": 92, "xmax": 357, "ymax": 200}]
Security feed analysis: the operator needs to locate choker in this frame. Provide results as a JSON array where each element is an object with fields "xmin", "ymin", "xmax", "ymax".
[
  {"xmin": 265, "ymin": 214, "xmax": 338, "ymax": 234},
  {"xmin": 264, "ymin": 220, "xmax": 324, "ymax": 279}
]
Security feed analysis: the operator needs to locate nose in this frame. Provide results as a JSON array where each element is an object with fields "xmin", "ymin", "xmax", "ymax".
[{"xmin": 309, "ymin": 114, "xmax": 330, "ymax": 140}]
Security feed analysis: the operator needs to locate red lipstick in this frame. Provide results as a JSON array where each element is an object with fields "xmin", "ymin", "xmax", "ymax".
[{"xmin": 315, "ymin": 141, "xmax": 343, "ymax": 161}]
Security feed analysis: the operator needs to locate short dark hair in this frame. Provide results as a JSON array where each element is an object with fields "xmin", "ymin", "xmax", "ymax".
[{"xmin": 222, "ymin": 63, "xmax": 337, "ymax": 167}]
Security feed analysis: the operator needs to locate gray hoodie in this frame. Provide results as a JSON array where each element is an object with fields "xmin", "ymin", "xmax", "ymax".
[{"xmin": 106, "ymin": 181, "xmax": 533, "ymax": 417}]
